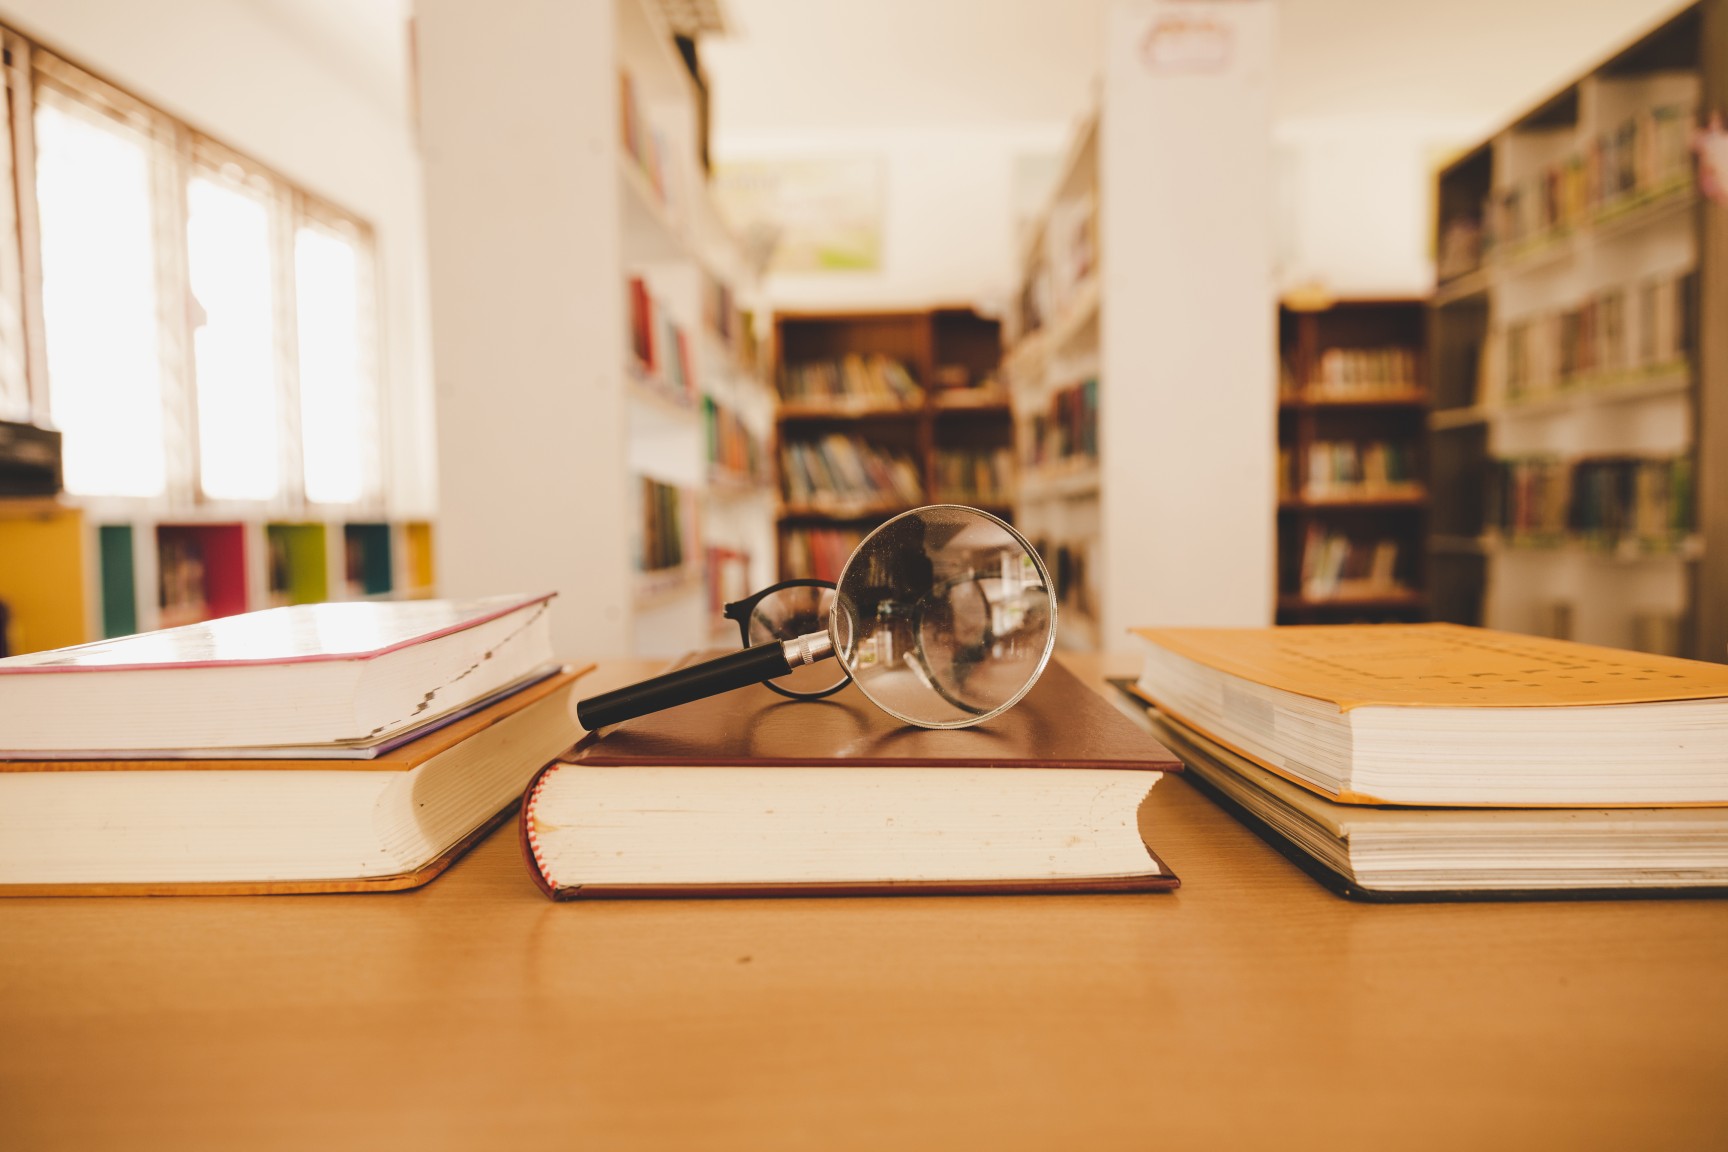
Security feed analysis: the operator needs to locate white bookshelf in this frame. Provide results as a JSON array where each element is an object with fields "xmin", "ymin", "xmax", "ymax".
[
  {"xmin": 1007, "ymin": 0, "xmax": 1276, "ymax": 650},
  {"xmin": 1427, "ymin": 0, "xmax": 1726, "ymax": 660},
  {"xmin": 415, "ymin": 0, "xmax": 773, "ymax": 660}
]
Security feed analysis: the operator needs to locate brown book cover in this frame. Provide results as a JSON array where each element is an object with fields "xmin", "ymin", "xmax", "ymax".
[{"xmin": 521, "ymin": 657, "xmax": 1182, "ymax": 900}]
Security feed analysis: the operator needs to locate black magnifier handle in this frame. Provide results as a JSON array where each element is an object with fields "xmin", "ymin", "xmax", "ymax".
[{"xmin": 577, "ymin": 633, "xmax": 835, "ymax": 730}]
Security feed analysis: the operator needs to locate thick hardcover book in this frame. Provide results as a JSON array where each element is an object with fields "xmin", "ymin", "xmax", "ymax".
[
  {"xmin": 1109, "ymin": 683, "xmax": 1728, "ymax": 901},
  {"xmin": 521, "ymin": 657, "xmax": 1182, "ymax": 900},
  {"xmin": 0, "ymin": 593, "xmax": 557, "ymax": 755},
  {"xmin": 1132, "ymin": 623, "xmax": 1728, "ymax": 807},
  {"xmin": 0, "ymin": 665, "xmax": 593, "ymax": 895}
]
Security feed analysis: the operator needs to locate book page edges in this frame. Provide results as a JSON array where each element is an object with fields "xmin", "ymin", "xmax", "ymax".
[
  {"xmin": 1126, "ymin": 683, "xmax": 1728, "ymax": 809},
  {"xmin": 0, "ymin": 798, "xmax": 517, "ymax": 897}
]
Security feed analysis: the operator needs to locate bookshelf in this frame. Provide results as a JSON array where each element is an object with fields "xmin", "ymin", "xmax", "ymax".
[
  {"xmin": 772, "ymin": 308, "xmax": 1011, "ymax": 581},
  {"xmin": 1427, "ymin": 0, "xmax": 1727, "ymax": 661},
  {"xmin": 416, "ymin": 0, "xmax": 776, "ymax": 659},
  {"xmin": 1277, "ymin": 299, "xmax": 1429, "ymax": 623},
  {"xmin": 1006, "ymin": 0, "xmax": 1276, "ymax": 651},
  {"xmin": 0, "ymin": 500, "xmax": 437, "ymax": 657}
]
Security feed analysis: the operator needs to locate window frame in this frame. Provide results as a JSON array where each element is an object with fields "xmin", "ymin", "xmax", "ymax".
[{"xmin": 3, "ymin": 32, "xmax": 385, "ymax": 519}]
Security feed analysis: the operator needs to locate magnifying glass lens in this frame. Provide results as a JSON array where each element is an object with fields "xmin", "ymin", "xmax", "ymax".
[{"xmin": 834, "ymin": 505, "xmax": 1056, "ymax": 729}]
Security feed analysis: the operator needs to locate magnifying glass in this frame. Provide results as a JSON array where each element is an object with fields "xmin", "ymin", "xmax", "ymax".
[{"xmin": 577, "ymin": 505, "xmax": 1058, "ymax": 730}]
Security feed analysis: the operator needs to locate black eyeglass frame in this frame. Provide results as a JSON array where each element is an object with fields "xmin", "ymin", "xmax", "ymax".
[{"xmin": 721, "ymin": 578, "xmax": 850, "ymax": 700}]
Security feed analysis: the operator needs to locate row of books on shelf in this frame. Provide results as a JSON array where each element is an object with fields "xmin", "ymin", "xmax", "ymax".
[
  {"xmin": 1023, "ymin": 378, "xmax": 1098, "ymax": 471},
  {"xmin": 634, "ymin": 476, "xmax": 691, "ymax": 574},
  {"xmin": 627, "ymin": 277, "xmax": 697, "ymax": 403},
  {"xmin": 779, "ymin": 354, "xmax": 921, "ymax": 408},
  {"xmin": 1486, "ymin": 454, "xmax": 1694, "ymax": 547},
  {"xmin": 701, "ymin": 396, "xmax": 770, "ymax": 487},
  {"xmin": 1028, "ymin": 534, "xmax": 1096, "ymax": 625},
  {"xmin": 1491, "ymin": 272, "xmax": 1693, "ymax": 402},
  {"xmin": 780, "ymin": 435, "xmax": 923, "ymax": 509},
  {"xmin": 619, "ymin": 70, "xmax": 675, "ymax": 211},
  {"xmin": 1291, "ymin": 347, "xmax": 1420, "ymax": 399},
  {"xmin": 932, "ymin": 446, "xmax": 1014, "ymax": 506},
  {"xmin": 1485, "ymin": 99, "xmax": 1697, "ymax": 256},
  {"xmin": 1297, "ymin": 526, "xmax": 1407, "ymax": 601},
  {"xmin": 1479, "ymin": 455, "xmax": 1693, "ymax": 549},
  {"xmin": 701, "ymin": 272, "xmax": 756, "ymax": 368},
  {"xmin": 1281, "ymin": 440, "xmax": 1421, "ymax": 500},
  {"xmin": 781, "ymin": 524, "xmax": 866, "ymax": 583}
]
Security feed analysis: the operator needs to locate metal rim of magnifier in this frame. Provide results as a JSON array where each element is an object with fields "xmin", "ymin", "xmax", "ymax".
[{"xmin": 829, "ymin": 504, "xmax": 1059, "ymax": 730}]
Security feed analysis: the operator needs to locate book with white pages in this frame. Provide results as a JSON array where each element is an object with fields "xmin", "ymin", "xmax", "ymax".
[
  {"xmin": 0, "ymin": 593, "xmax": 557, "ymax": 756},
  {"xmin": 1131, "ymin": 623, "xmax": 1728, "ymax": 807}
]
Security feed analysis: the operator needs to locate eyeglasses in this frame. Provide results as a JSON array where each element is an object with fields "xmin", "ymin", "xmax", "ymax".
[{"xmin": 721, "ymin": 578, "xmax": 849, "ymax": 700}]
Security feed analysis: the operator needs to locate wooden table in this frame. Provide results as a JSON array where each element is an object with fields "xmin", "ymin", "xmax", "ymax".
[{"xmin": 3, "ymin": 655, "xmax": 1725, "ymax": 1151}]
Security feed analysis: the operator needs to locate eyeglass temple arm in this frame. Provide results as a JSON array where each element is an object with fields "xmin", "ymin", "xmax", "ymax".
[{"xmin": 576, "ymin": 632, "xmax": 835, "ymax": 730}]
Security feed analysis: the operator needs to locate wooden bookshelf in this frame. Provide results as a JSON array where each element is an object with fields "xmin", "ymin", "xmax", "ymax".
[
  {"xmin": 1427, "ymin": 0, "xmax": 1726, "ymax": 660},
  {"xmin": 1277, "ymin": 299, "xmax": 1430, "ymax": 624},
  {"xmin": 772, "ymin": 308, "xmax": 1011, "ymax": 579}
]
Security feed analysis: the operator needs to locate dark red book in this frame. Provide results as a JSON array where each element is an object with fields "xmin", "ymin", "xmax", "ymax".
[{"xmin": 521, "ymin": 657, "xmax": 1181, "ymax": 899}]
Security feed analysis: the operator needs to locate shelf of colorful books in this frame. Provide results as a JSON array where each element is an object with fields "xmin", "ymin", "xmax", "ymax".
[
  {"xmin": 775, "ymin": 401, "xmax": 922, "ymax": 423},
  {"xmin": 625, "ymin": 358, "xmax": 699, "ymax": 417},
  {"xmin": 1490, "ymin": 183, "xmax": 1697, "ymax": 278}
]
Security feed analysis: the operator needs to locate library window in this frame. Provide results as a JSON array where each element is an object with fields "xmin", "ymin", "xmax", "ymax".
[
  {"xmin": 18, "ymin": 44, "xmax": 381, "ymax": 509},
  {"xmin": 32, "ymin": 87, "xmax": 169, "ymax": 498}
]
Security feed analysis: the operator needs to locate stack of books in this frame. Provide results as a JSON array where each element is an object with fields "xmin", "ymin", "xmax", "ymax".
[
  {"xmin": 0, "ymin": 593, "xmax": 587, "ymax": 895},
  {"xmin": 1119, "ymin": 623, "xmax": 1728, "ymax": 899}
]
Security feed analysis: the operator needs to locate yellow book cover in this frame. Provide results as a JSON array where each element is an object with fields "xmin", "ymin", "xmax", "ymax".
[
  {"xmin": 1131, "ymin": 623, "xmax": 1728, "ymax": 711},
  {"xmin": 1131, "ymin": 624, "xmax": 1728, "ymax": 807}
]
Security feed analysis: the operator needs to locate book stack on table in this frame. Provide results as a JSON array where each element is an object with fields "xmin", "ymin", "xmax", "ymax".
[
  {"xmin": 0, "ymin": 593, "xmax": 587, "ymax": 895},
  {"xmin": 1119, "ymin": 623, "xmax": 1728, "ymax": 900}
]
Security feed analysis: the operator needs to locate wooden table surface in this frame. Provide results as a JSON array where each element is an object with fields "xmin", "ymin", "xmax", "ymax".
[{"xmin": 3, "ymin": 655, "xmax": 1725, "ymax": 1152}]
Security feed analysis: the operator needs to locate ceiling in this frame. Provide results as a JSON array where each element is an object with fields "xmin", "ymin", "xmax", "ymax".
[
  {"xmin": 261, "ymin": 0, "xmax": 1696, "ymax": 145},
  {"xmin": 702, "ymin": 0, "xmax": 1695, "ymax": 140}
]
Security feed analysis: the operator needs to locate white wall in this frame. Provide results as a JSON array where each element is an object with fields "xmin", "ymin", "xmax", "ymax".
[
  {"xmin": 1275, "ymin": 116, "xmax": 1481, "ymax": 299},
  {"xmin": 716, "ymin": 124, "xmax": 1071, "ymax": 314},
  {"xmin": 0, "ymin": 0, "xmax": 435, "ymax": 516}
]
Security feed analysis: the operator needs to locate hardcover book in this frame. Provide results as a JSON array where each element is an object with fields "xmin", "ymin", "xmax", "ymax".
[
  {"xmin": 1131, "ymin": 623, "xmax": 1728, "ymax": 807},
  {"xmin": 0, "ymin": 665, "xmax": 592, "ymax": 895},
  {"xmin": 0, "ymin": 593, "xmax": 557, "ymax": 755},
  {"xmin": 522, "ymin": 657, "xmax": 1183, "ymax": 899}
]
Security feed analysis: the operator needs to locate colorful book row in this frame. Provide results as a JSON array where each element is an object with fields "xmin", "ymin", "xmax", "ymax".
[
  {"xmin": 0, "ymin": 511, "xmax": 434, "ymax": 658},
  {"xmin": 628, "ymin": 277, "xmax": 697, "ymax": 403},
  {"xmin": 1308, "ymin": 347, "xmax": 1419, "ymax": 396},
  {"xmin": 1485, "ymin": 100, "xmax": 1696, "ymax": 254},
  {"xmin": 779, "ymin": 354, "xmax": 921, "ymax": 407},
  {"xmin": 1023, "ymin": 379, "xmax": 1098, "ymax": 470},
  {"xmin": 780, "ymin": 435, "xmax": 923, "ymax": 508},
  {"xmin": 1487, "ymin": 454, "xmax": 1694, "ymax": 546},
  {"xmin": 933, "ymin": 446, "xmax": 1015, "ymax": 505},
  {"xmin": 1492, "ymin": 272, "xmax": 1693, "ymax": 402},
  {"xmin": 635, "ymin": 477, "xmax": 691, "ymax": 574},
  {"xmin": 781, "ymin": 525, "xmax": 866, "ymax": 583},
  {"xmin": 1299, "ymin": 526, "xmax": 1406, "ymax": 601},
  {"xmin": 702, "ymin": 396, "xmax": 770, "ymax": 487}
]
